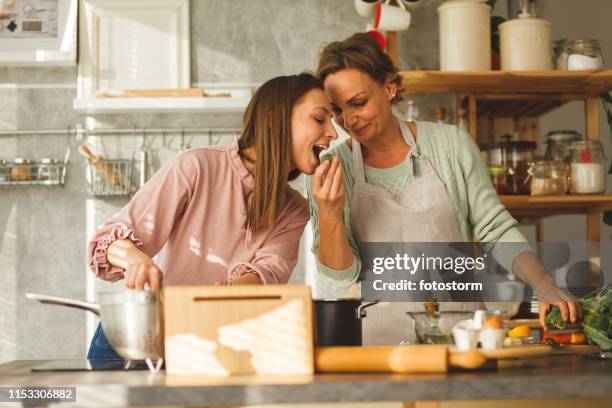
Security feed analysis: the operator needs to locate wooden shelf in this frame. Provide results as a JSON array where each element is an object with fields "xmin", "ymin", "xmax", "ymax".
[
  {"xmin": 73, "ymin": 97, "xmax": 250, "ymax": 114},
  {"xmin": 500, "ymin": 194, "xmax": 612, "ymax": 217},
  {"xmin": 400, "ymin": 70, "xmax": 612, "ymax": 96}
]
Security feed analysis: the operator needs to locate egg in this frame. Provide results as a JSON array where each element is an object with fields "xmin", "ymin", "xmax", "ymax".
[{"xmin": 483, "ymin": 315, "xmax": 504, "ymax": 329}]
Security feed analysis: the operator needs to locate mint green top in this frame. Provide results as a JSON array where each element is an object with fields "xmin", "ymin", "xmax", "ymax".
[{"xmin": 305, "ymin": 121, "xmax": 532, "ymax": 288}]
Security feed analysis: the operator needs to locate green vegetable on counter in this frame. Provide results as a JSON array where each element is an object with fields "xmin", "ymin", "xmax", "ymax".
[{"xmin": 545, "ymin": 283, "xmax": 612, "ymax": 350}]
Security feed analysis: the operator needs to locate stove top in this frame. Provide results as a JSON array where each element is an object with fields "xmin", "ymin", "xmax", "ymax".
[{"xmin": 31, "ymin": 359, "xmax": 156, "ymax": 372}]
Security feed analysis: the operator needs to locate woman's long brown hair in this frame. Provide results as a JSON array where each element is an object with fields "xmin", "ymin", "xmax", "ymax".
[{"xmin": 238, "ymin": 73, "xmax": 322, "ymax": 234}]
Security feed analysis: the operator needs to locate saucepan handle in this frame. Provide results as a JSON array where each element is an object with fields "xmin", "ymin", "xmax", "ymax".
[
  {"xmin": 356, "ymin": 301, "xmax": 379, "ymax": 319},
  {"xmin": 25, "ymin": 293, "xmax": 101, "ymax": 316}
]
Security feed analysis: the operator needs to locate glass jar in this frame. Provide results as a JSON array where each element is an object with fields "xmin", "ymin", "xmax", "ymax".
[
  {"xmin": 489, "ymin": 166, "xmax": 509, "ymax": 194},
  {"xmin": 10, "ymin": 158, "xmax": 31, "ymax": 182},
  {"xmin": 488, "ymin": 139, "xmax": 537, "ymax": 194},
  {"xmin": 36, "ymin": 158, "xmax": 59, "ymax": 184},
  {"xmin": 565, "ymin": 39, "xmax": 604, "ymax": 71},
  {"xmin": 544, "ymin": 130, "xmax": 582, "ymax": 162},
  {"xmin": 530, "ymin": 160, "xmax": 568, "ymax": 196},
  {"xmin": 570, "ymin": 141, "xmax": 606, "ymax": 194}
]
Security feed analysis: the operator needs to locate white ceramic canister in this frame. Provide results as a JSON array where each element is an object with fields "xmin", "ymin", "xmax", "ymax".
[
  {"xmin": 499, "ymin": 12, "xmax": 552, "ymax": 71},
  {"xmin": 438, "ymin": 0, "xmax": 491, "ymax": 71}
]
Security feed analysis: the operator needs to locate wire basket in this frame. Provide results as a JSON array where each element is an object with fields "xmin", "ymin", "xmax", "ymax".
[
  {"xmin": 88, "ymin": 158, "xmax": 134, "ymax": 196},
  {"xmin": 0, "ymin": 159, "xmax": 68, "ymax": 187}
]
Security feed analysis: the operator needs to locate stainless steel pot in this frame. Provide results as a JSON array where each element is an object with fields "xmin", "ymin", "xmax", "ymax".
[{"xmin": 26, "ymin": 291, "xmax": 164, "ymax": 371}]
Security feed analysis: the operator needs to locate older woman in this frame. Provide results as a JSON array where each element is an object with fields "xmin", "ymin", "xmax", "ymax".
[{"xmin": 306, "ymin": 33, "xmax": 579, "ymax": 345}]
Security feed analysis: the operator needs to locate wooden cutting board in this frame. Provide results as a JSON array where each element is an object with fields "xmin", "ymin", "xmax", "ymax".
[
  {"xmin": 477, "ymin": 345, "xmax": 552, "ymax": 359},
  {"xmin": 550, "ymin": 344, "xmax": 603, "ymax": 354},
  {"xmin": 163, "ymin": 285, "xmax": 314, "ymax": 376}
]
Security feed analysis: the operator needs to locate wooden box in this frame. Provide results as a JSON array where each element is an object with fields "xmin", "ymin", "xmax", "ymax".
[{"xmin": 163, "ymin": 285, "xmax": 314, "ymax": 376}]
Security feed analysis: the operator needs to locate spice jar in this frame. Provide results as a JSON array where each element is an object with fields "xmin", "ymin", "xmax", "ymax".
[
  {"xmin": 10, "ymin": 158, "xmax": 31, "ymax": 182},
  {"xmin": 565, "ymin": 39, "xmax": 604, "ymax": 71},
  {"xmin": 570, "ymin": 141, "xmax": 606, "ymax": 194},
  {"xmin": 489, "ymin": 166, "xmax": 509, "ymax": 194},
  {"xmin": 0, "ymin": 159, "xmax": 9, "ymax": 183},
  {"xmin": 530, "ymin": 160, "xmax": 568, "ymax": 196},
  {"xmin": 37, "ymin": 158, "xmax": 59, "ymax": 184},
  {"xmin": 488, "ymin": 139, "xmax": 536, "ymax": 194}
]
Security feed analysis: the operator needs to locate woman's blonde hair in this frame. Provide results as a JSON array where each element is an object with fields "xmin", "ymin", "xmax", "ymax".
[
  {"xmin": 238, "ymin": 73, "xmax": 322, "ymax": 233},
  {"xmin": 316, "ymin": 33, "xmax": 403, "ymax": 104}
]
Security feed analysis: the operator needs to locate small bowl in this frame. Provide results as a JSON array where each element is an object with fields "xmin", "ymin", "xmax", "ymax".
[{"xmin": 479, "ymin": 328, "xmax": 507, "ymax": 350}]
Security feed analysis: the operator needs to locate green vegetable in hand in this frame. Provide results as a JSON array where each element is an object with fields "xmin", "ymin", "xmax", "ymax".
[
  {"xmin": 320, "ymin": 153, "xmax": 334, "ymax": 164},
  {"xmin": 545, "ymin": 283, "xmax": 612, "ymax": 350}
]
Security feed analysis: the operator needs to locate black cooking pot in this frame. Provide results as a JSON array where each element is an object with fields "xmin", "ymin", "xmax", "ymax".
[{"xmin": 313, "ymin": 299, "xmax": 378, "ymax": 346}]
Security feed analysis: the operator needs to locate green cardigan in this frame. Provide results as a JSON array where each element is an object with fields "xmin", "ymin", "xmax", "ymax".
[{"xmin": 305, "ymin": 120, "xmax": 532, "ymax": 288}]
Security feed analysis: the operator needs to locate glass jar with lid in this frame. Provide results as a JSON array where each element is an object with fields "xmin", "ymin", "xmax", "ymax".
[
  {"xmin": 530, "ymin": 160, "xmax": 568, "ymax": 196},
  {"xmin": 487, "ymin": 137, "xmax": 537, "ymax": 194},
  {"xmin": 565, "ymin": 39, "xmax": 604, "ymax": 71},
  {"xmin": 544, "ymin": 130, "xmax": 582, "ymax": 162},
  {"xmin": 570, "ymin": 141, "xmax": 606, "ymax": 194}
]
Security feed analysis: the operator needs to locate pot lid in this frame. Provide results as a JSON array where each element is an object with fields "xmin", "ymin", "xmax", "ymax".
[{"xmin": 545, "ymin": 130, "xmax": 582, "ymax": 143}]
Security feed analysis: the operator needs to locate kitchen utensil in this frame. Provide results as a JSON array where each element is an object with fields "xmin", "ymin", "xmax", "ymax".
[
  {"xmin": 314, "ymin": 298, "xmax": 378, "ymax": 346},
  {"xmin": 314, "ymin": 345, "xmax": 487, "ymax": 373},
  {"xmin": 407, "ymin": 311, "xmax": 474, "ymax": 344},
  {"xmin": 438, "ymin": 0, "xmax": 491, "ymax": 71},
  {"xmin": 79, "ymin": 143, "xmax": 129, "ymax": 192},
  {"xmin": 25, "ymin": 291, "xmax": 163, "ymax": 372},
  {"xmin": 374, "ymin": 0, "xmax": 411, "ymax": 32},
  {"xmin": 164, "ymin": 285, "xmax": 314, "ymax": 376},
  {"xmin": 365, "ymin": 27, "xmax": 387, "ymax": 50}
]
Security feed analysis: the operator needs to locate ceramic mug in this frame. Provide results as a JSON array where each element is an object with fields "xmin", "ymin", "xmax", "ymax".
[
  {"xmin": 354, "ymin": 0, "xmax": 381, "ymax": 18},
  {"xmin": 374, "ymin": 0, "xmax": 411, "ymax": 32}
]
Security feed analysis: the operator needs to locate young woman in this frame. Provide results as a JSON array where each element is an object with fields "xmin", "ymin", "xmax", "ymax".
[
  {"xmin": 87, "ymin": 73, "xmax": 337, "ymax": 359},
  {"xmin": 306, "ymin": 33, "xmax": 579, "ymax": 344}
]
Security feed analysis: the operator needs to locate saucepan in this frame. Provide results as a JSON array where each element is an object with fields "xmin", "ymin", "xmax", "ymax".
[
  {"xmin": 26, "ymin": 290, "xmax": 164, "ymax": 372},
  {"xmin": 314, "ymin": 299, "xmax": 378, "ymax": 346}
]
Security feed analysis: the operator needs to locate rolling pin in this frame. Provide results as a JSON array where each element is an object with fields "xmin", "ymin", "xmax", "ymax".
[
  {"xmin": 79, "ymin": 143, "xmax": 128, "ymax": 192},
  {"xmin": 314, "ymin": 345, "xmax": 487, "ymax": 374}
]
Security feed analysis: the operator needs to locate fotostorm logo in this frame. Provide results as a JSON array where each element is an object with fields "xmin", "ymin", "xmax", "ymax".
[{"xmin": 371, "ymin": 253, "xmax": 487, "ymax": 275}]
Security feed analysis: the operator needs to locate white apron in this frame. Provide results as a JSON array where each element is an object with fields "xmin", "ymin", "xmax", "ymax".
[{"xmin": 350, "ymin": 116, "xmax": 478, "ymax": 345}]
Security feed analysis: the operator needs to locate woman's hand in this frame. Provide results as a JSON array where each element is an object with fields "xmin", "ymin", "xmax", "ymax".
[
  {"xmin": 311, "ymin": 157, "xmax": 345, "ymax": 218},
  {"xmin": 537, "ymin": 285, "xmax": 582, "ymax": 332},
  {"xmin": 124, "ymin": 261, "xmax": 163, "ymax": 290}
]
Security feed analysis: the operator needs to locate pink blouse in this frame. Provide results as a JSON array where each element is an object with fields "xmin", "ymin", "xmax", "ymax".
[{"xmin": 87, "ymin": 140, "xmax": 309, "ymax": 286}]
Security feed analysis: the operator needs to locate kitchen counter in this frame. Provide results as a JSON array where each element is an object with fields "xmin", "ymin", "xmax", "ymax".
[{"xmin": 1, "ymin": 355, "xmax": 611, "ymax": 407}]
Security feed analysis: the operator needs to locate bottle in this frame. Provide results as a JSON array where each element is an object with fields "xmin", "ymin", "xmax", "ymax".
[
  {"xmin": 436, "ymin": 107, "xmax": 447, "ymax": 124},
  {"xmin": 405, "ymin": 100, "xmax": 419, "ymax": 122},
  {"xmin": 457, "ymin": 108, "xmax": 469, "ymax": 131}
]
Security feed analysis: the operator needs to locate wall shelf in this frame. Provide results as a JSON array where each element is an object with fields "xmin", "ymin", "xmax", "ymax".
[
  {"xmin": 72, "ymin": 97, "xmax": 250, "ymax": 114},
  {"xmin": 500, "ymin": 195, "xmax": 612, "ymax": 217},
  {"xmin": 399, "ymin": 70, "xmax": 612, "ymax": 95}
]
